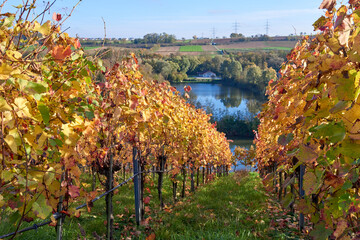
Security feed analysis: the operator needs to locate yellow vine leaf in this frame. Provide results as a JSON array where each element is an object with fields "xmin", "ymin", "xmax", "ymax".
[
  {"xmin": 0, "ymin": 96, "xmax": 12, "ymax": 112},
  {"xmin": 62, "ymin": 124, "xmax": 80, "ymax": 146},
  {"xmin": 1, "ymin": 170, "xmax": 13, "ymax": 182},
  {"xmin": 0, "ymin": 194, "xmax": 4, "ymax": 208},
  {"xmin": 36, "ymin": 20, "xmax": 51, "ymax": 36},
  {"xmin": 4, "ymin": 134, "xmax": 17, "ymax": 153},
  {"xmin": 5, "ymin": 50, "xmax": 22, "ymax": 60},
  {"xmin": 13, "ymin": 97, "xmax": 33, "ymax": 119},
  {"xmin": 0, "ymin": 63, "xmax": 13, "ymax": 79},
  {"xmin": 43, "ymin": 168, "xmax": 55, "ymax": 186}
]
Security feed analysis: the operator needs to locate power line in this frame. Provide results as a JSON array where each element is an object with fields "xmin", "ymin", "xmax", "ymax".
[
  {"xmin": 233, "ymin": 21, "xmax": 239, "ymax": 34},
  {"xmin": 211, "ymin": 27, "xmax": 216, "ymax": 39},
  {"xmin": 265, "ymin": 20, "xmax": 270, "ymax": 36}
]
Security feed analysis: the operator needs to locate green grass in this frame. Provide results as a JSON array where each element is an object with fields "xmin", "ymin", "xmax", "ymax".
[
  {"xmin": 153, "ymin": 172, "xmax": 304, "ymax": 239},
  {"xmin": 0, "ymin": 173, "xmax": 137, "ymax": 239},
  {"xmin": 153, "ymin": 172, "xmax": 266, "ymax": 239},
  {"xmin": 82, "ymin": 46, "xmax": 101, "ymax": 50},
  {"xmin": 0, "ymin": 171, "xmax": 305, "ymax": 239},
  {"xmin": 0, "ymin": 172, "xmax": 189, "ymax": 239},
  {"xmin": 179, "ymin": 45, "xmax": 204, "ymax": 52}
]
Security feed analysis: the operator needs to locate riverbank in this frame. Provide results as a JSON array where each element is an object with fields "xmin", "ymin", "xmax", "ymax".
[
  {"xmin": 170, "ymin": 80, "xmax": 268, "ymax": 100},
  {"xmin": 181, "ymin": 77, "xmax": 222, "ymax": 83}
]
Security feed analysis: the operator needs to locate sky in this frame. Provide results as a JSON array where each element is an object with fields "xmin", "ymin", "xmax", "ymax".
[{"xmin": 3, "ymin": 0, "xmax": 325, "ymax": 39}]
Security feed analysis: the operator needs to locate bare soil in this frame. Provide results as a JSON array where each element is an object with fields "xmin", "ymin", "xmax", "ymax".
[
  {"xmin": 218, "ymin": 41, "xmax": 296, "ymax": 49},
  {"xmin": 155, "ymin": 41, "xmax": 296, "ymax": 56}
]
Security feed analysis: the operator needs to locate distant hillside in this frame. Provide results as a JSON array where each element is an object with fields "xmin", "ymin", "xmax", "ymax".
[{"xmin": 155, "ymin": 40, "xmax": 297, "ymax": 56}]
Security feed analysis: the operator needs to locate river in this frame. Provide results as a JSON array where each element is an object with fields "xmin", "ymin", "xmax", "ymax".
[
  {"xmin": 171, "ymin": 82, "xmax": 263, "ymax": 157},
  {"xmin": 171, "ymin": 82, "xmax": 264, "ymax": 117}
]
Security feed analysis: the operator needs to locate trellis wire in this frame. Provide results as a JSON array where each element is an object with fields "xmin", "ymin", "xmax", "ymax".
[
  {"xmin": 0, "ymin": 166, "xmax": 194, "ymax": 239},
  {"xmin": 0, "ymin": 172, "xmax": 137, "ymax": 239}
]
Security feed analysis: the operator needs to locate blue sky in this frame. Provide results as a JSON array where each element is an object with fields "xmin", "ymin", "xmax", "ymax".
[{"xmin": 4, "ymin": 0, "xmax": 325, "ymax": 39}]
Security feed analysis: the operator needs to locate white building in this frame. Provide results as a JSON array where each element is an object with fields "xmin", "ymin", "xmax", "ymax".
[{"xmin": 198, "ymin": 71, "xmax": 217, "ymax": 78}]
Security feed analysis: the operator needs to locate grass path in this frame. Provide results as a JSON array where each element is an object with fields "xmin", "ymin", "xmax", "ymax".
[
  {"xmin": 153, "ymin": 171, "xmax": 305, "ymax": 239},
  {"xmin": 0, "ymin": 172, "xmax": 306, "ymax": 239}
]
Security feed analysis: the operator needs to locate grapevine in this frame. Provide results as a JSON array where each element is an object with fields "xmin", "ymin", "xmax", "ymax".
[
  {"xmin": 256, "ymin": 0, "xmax": 360, "ymax": 238},
  {"xmin": 0, "ymin": 2, "xmax": 233, "ymax": 238}
]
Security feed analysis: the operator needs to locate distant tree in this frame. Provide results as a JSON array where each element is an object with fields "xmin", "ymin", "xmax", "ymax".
[
  {"xmin": 267, "ymin": 52, "xmax": 285, "ymax": 72},
  {"xmin": 260, "ymin": 68, "xmax": 277, "ymax": 89},
  {"xmin": 258, "ymin": 34, "xmax": 270, "ymax": 41},
  {"xmin": 170, "ymin": 56, "xmax": 191, "ymax": 73},
  {"xmin": 219, "ymin": 59, "xmax": 242, "ymax": 83},
  {"xmin": 139, "ymin": 63, "xmax": 154, "ymax": 80},
  {"xmin": 187, "ymin": 57, "xmax": 201, "ymax": 74},
  {"xmin": 229, "ymin": 61, "xmax": 243, "ymax": 82},
  {"xmin": 136, "ymin": 33, "xmax": 176, "ymax": 44},
  {"xmin": 220, "ymin": 60, "xmax": 232, "ymax": 80},
  {"xmin": 210, "ymin": 56, "xmax": 225, "ymax": 74},
  {"xmin": 245, "ymin": 64, "xmax": 262, "ymax": 85},
  {"xmin": 152, "ymin": 59, "xmax": 168, "ymax": 74},
  {"xmin": 230, "ymin": 33, "xmax": 245, "ymax": 38}
]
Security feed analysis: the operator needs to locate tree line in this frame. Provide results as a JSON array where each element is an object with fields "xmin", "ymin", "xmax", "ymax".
[
  {"xmin": 139, "ymin": 51, "xmax": 287, "ymax": 93},
  {"xmin": 134, "ymin": 33, "xmax": 177, "ymax": 44}
]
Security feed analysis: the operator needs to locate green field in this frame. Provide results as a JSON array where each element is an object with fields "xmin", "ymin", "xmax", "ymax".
[
  {"xmin": 179, "ymin": 45, "xmax": 204, "ymax": 52},
  {"xmin": 82, "ymin": 46, "xmax": 101, "ymax": 50}
]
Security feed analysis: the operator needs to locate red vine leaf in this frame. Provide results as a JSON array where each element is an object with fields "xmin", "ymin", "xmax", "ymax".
[
  {"xmin": 74, "ymin": 38, "xmax": 81, "ymax": 49},
  {"xmin": 144, "ymin": 196, "xmax": 151, "ymax": 204},
  {"xmin": 52, "ymin": 12, "xmax": 62, "ymax": 21},
  {"xmin": 51, "ymin": 45, "xmax": 72, "ymax": 60},
  {"xmin": 68, "ymin": 185, "xmax": 80, "ymax": 198},
  {"xmin": 319, "ymin": 0, "xmax": 336, "ymax": 11},
  {"xmin": 184, "ymin": 85, "xmax": 192, "ymax": 92}
]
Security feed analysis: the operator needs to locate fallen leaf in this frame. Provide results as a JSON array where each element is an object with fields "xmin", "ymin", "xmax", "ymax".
[
  {"xmin": 144, "ymin": 196, "xmax": 151, "ymax": 205},
  {"xmin": 146, "ymin": 233, "xmax": 156, "ymax": 240}
]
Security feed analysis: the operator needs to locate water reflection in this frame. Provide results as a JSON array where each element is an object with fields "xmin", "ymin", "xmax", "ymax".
[
  {"xmin": 229, "ymin": 139, "xmax": 255, "ymax": 171},
  {"xmin": 229, "ymin": 139, "xmax": 253, "ymax": 152},
  {"xmin": 246, "ymin": 99, "xmax": 264, "ymax": 116},
  {"xmin": 172, "ymin": 82, "xmax": 265, "ymax": 116},
  {"xmin": 172, "ymin": 82, "xmax": 261, "ymax": 171}
]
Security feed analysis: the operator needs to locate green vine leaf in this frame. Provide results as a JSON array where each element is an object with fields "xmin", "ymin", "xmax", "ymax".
[{"xmin": 38, "ymin": 103, "xmax": 50, "ymax": 125}]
